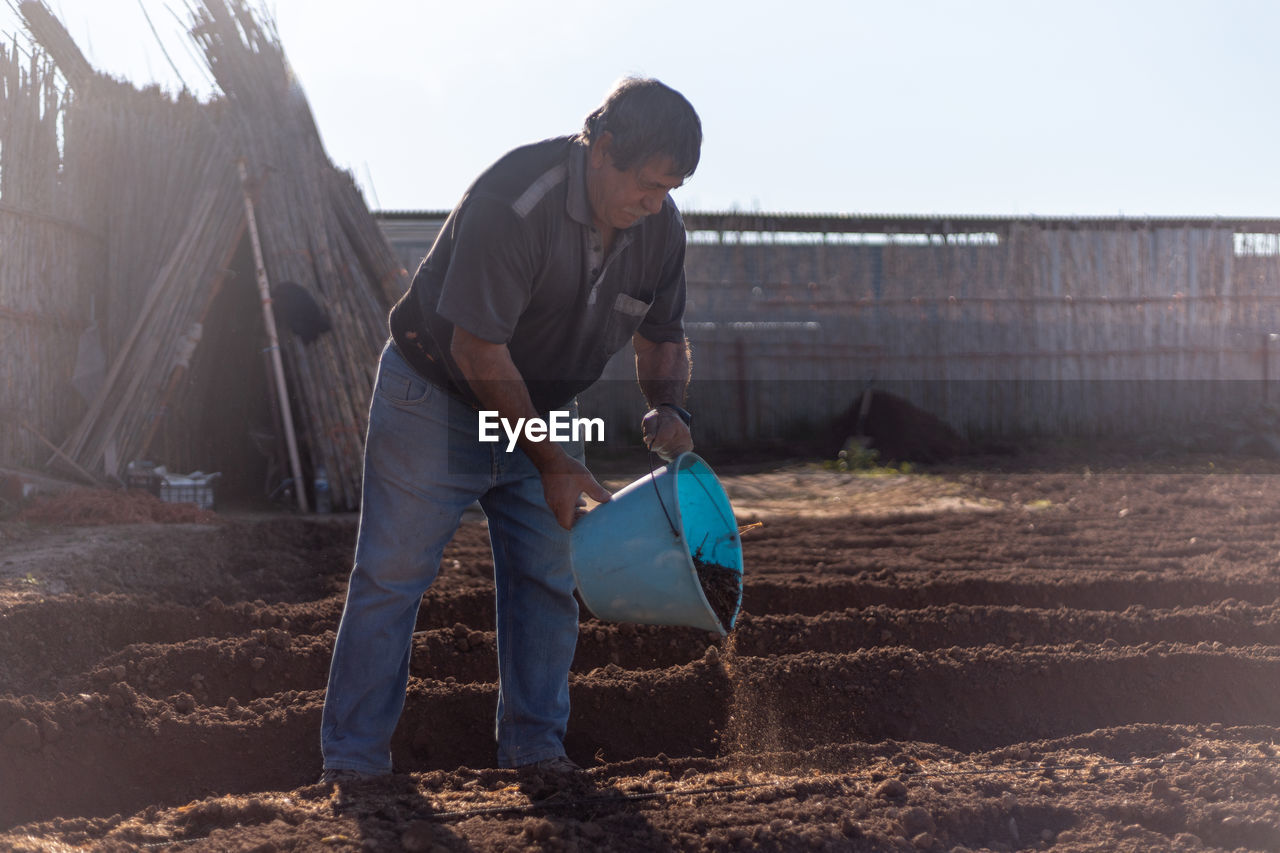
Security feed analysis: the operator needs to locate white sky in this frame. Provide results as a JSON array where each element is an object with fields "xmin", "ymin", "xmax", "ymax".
[{"xmin": 6, "ymin": 0, "xmax": 1280, "ymax": 217}]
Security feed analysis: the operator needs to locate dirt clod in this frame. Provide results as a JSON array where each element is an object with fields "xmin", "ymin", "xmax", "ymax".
[
  {"xmin": 400, "ymin": 821, "xmax": 438, "ymax": 852},
  {"xmin": 875, "ymin": 779, "xmax": 908, "ymax": 799},
  {"xmin": 3, "ymin": 719, "xmax": 41, "ymax": 752},
  {"xmin": 901, "ymin": 806, "xmax": 935, "ymax": 836},
  {"xmin": 523, "ymin": 818, "xmax": 558, "ymax": 842}
]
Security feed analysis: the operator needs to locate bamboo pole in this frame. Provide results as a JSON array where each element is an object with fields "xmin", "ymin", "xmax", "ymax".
[
  {"xmin": 239, "ymin": 158, "xmax": 308, "ymax": 512},
  {"xmin": 15, "ymin": 419, "xmax": 101, "ymax": 486},
  {"xmin": 136, "ymin": 218, "xmax": 247, "ymax": 461}
]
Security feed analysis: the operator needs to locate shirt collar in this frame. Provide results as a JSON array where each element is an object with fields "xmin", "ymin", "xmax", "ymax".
[{"xmin": 566, "ymin": 141, "xmax": 594, "ymax": 228}]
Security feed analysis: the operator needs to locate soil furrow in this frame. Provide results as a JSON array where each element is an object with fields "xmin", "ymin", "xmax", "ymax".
[
  {"xmin": 5, "ymin": 642, "xmax": 1280, "ymax": 828},
  {"xmin": 6, "ymin": 461, "xmax": 1280, "ymax": 850},
  {"xmin": 745, "ymin": 576, "xmax": 1280, "ymax": 615},
  {"xmin": 15, "ymin": 602, "xmax": 1279, "ymax": 709}
]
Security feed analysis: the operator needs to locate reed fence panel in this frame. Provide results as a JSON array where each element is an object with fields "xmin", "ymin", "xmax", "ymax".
[
  {"xmin": 579, "ymin": 223, "xmax": 1280, "ymax": 447},
  {"xmin": 0, "ymin": 44, "xmax": 100, "ymax": 469}
]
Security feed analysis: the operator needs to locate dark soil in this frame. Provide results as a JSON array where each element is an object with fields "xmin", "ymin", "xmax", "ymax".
[
  {"xmin": 829, "ymin": 389, "xmax": 972, "ymax": 463},
  {"xmin": 4, "ymin": 452, "xmax": 1280, "ymax": 851},
  {"xmin": 16, "ymin": 487, "xmax": 220, "ymax": 525},
  {"xmin": 693, "ymin": 553, "xmax": 742, "ymax": 631}
]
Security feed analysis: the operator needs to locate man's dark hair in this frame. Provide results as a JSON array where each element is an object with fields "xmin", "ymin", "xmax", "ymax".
[{"xmin": 581, "ymin": 77, "xmax": 702, "ymax": 179}]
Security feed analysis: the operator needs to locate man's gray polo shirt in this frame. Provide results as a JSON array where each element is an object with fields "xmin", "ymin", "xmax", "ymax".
[{"xmin": 389, "ymin": 135, "xmax": 687, "ymax": 415}]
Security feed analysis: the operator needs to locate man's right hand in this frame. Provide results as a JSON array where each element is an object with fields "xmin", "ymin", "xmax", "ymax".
[
  {"xmin": 642, "ymin": 406, "xmax": 694, "ymax": 461},
  {"xmin": 450, "ymin": 326, "xmax": 612, "ymax": 528},
  {"xmin": 537, "ymin": 452, "xmax": 612, "ymax": 530}
]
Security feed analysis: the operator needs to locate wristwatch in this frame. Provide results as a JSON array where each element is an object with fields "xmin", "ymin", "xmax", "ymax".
[{"xmin": 657, "ymin": 402, "xmax": 693, "ymax": 428}]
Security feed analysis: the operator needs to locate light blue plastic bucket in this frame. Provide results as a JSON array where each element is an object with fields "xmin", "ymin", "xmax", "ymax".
[{"xmin": 570, "ymin": 452, "xmax": 743, "ymax": 635}]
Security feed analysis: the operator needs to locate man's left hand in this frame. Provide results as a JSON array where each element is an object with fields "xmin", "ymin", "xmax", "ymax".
[{"xmin": 642, "ymin": 407, "xmax": 693, "ymax": 461}]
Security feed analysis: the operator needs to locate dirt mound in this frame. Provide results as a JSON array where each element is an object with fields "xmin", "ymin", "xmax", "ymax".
[
  {"xmin": 830, "ymin": 390, "xmax": 971, "ymax": 464},
  {"xmin": 3, "ymin": 458, "xmax": 1280, "ymax": 850},
  {"xmin": 15, "ymin": 487, "xmax": 220, "ymax": 526}
]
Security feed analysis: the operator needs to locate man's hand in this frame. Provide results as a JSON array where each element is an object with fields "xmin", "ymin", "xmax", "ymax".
[
  {"xmin": 634, "ymin": 333, "xmax": 692, "ymax": 461},
  {"xmin": 538, "ymin": 452, "xmax": 612, "ymax": 530},
  {"xmin": 642, "ymin": 406, "xmax": 694, "ymax": 461}
]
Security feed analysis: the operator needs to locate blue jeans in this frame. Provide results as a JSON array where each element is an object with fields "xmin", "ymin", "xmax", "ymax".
[{"xmin": 321, "ymin": 341, "xmax": 580, "ymax": 773}]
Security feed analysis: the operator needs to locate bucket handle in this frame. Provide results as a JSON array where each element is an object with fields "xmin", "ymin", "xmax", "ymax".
[{"xmin": 647, "ymin": 450, "xmax": 681, "ymax": 538}]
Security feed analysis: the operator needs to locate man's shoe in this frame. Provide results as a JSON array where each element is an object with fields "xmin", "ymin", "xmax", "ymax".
[
  {"xmin": 520, "ymin": 755, "xmax": 581, "ymax": 775},
  {"xmin": 319, "ymin": 768, "xmax": 382, "ymax": 785}
]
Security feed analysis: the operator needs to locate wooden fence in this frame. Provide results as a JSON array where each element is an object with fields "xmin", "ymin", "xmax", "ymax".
[
  {"xmin": 578, "ymin": 215, "xmax": 1280, "ymax": 446},
  {"xmin": 0, "ymin": 44, "xmax": 100, "ymax": 471},
  {"xmin": 374, "ymin": 211, "xmax": 1280, "ymax": 448}
]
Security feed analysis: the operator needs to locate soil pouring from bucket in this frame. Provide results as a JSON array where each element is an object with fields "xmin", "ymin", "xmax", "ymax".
[
  {"xmin": 691, "ymin": 547, "xmax": 742, "ymax": 633},
  {"xmin": 571, "ymin": 453, "xmax": 743, "ymax": 635}
]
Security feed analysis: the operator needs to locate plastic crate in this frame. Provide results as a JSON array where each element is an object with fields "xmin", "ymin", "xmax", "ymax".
[
  {"xmin": 125, "ymin": 462, "xmax": 162, "ymax": 497},
  {"xmin": 158, "ymin": 473, "xmax": 220, "ymax": 511},
  {"xmin": 126, "ymin": 463, "xmax": 220, "ymax": 510}
]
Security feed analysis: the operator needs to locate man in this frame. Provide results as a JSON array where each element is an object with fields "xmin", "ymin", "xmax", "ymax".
[{"xmin": 320, "ymin": 78, "xmax": 701, "ymax": 781}]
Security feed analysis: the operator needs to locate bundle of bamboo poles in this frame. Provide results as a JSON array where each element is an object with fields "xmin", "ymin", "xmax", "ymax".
[
  {"xmin": 188, "ymin": 0, "xmax": 408, "ymax": 510},
  {"xmin": 0, "ymin": 39, "xmax": 99, "ymax": 471},
  {"xmin": 70, "ymin": 85, "xmax": 241, "ymax": 371},
  {"xmin": 6, "ymin": 0, "xmax": 406, "ymax": 510},
  {"xmin": 14, "ymin": 1, "xmax": 94, "ymax": 90},
  {"xmin": 53, "ymin": 151, "xmax": 245, "ymax": 478},
  {"xmin": 5, "ymin": 0, "xmax": 239, "ymax": 482}
]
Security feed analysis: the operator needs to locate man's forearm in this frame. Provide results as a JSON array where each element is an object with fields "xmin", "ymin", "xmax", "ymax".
[
  {"xmin": 634, "ymin": 334, "xmax": 690, "ymax": 407},
  {"xmin": 451, "ymin": 327, "xmax": 564, "ymax": 470},
  {"xmin": 451, "ymin": 325, "xmax": 610, "ymax": 528}
]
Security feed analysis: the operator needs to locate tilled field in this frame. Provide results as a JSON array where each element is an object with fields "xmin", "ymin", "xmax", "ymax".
[{"xmin": 2, "ymin": 458, "xmax": 1280, "ymax": 851}]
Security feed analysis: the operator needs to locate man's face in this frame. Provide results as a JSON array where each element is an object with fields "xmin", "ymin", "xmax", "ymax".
[{"xmin": 587, "ymin": 134, "xmax": 685, "ymax": 232}]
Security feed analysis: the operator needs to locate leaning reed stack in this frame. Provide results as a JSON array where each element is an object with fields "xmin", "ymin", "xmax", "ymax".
[
  {"xmin": 15, "ymin": 2, "xmax": 248, "ymax": 481},
  {"xmin": 65, "ymin": 83, "xmax": 239, "ymax": 370},
  {"xmin": 330, "ymin": 169, "xmax": 412, "ymax": 307},
  {"xmin": 9, "ymin": 0, "xmax": 402, "ymax": 505},
  {"xmin": 55, "ymin": 149, "xmax": 244, "ymax": 476},
  {"xmin": 15, "ymin": 1, "xmax": 94, "ymax": 90},
  {"xmin": 189, "ymin": 0, "xmax": 405, "ymax": 510},
  {"xmin": 0, "ymin": 40, "xmax": 99, "ymax": 470}
]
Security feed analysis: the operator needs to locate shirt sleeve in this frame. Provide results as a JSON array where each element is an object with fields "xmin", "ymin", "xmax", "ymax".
[
  {"xmin": 434, "ymin": 194, "xmax": 537, "ymax": 344},
  {"xmin": 636, "ymin": 206, "xmax": 688, "ymax": 344}
]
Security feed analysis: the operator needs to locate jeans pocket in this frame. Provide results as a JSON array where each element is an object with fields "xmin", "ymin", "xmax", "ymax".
[{"xmin": 376, "ymin": 363, "xmax": 435, "ymax": 406}]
